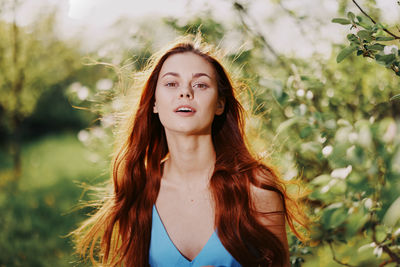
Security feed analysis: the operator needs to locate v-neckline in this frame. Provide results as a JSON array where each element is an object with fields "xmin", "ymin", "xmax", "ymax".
[{"xmin": 153, "ymin": 205, "xmax": 216, "ymax": 263}]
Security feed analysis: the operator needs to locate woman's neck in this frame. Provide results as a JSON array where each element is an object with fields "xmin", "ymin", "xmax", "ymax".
[{"xmin": 163, "ymin": 132, "xmax": 216, "ymax": 187}]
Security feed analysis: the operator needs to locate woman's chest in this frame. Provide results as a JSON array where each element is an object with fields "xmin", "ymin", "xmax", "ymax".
[
  {"xmin": 150, "ymin": 203, "xmax": 242, "ymax": 266},
  {"xmin": 155, "ymin": 183, "xmax": 215, "ymax": 261}
]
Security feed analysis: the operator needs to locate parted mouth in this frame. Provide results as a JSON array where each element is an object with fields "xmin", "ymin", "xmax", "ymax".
[{"xmin": 174, "ymin": 105, "xmax": 196, "ymax": 113}]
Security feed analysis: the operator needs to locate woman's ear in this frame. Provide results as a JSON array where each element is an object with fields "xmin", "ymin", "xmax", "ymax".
[
  {"xmin": 215, "ymin": 98, "xmax": 225, "ymax": 115},
  {"xmin": 153, "ymin": 101, "xmax": 158, "ymax": 113}
]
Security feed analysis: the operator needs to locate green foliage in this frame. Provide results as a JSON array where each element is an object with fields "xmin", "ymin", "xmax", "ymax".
[
  {"xmin": 330, "ymin": 4, "xmax": 400, "ymax": 262},
  {"xmin": 332, "ymin": 18, "xmax": 351, "ymax": 25},
  {"xmin": 336, "ymin": 45, "xmax": 357, "ymax": 63},
  {"xmin": 264, "ymin": 53, "xmax": 400, "ymax": 266},
  {"xmin": 222, "ymin": 3, "xmax": 400, "ymax": 263},
  {"xmin": 332, "ymin": 11, "xmax": 400, "ymax": 79},
  {"xmin": 163, "ymin": 14, "xmax": 225, "ymax": 44},
  {"xmin": 0, "ymin": 133, "xmax": 105, "ymax": 266},
  {"xmin": 0, "ymin": 15, "xmax": 83, "ymax": 126},
  {"xmin": 1, "ymin": 1, "xmax": 400, "ymax": 266},
  {"xmin": 391, "ymin": 94, "xmax": 400, "ymax": 101}
]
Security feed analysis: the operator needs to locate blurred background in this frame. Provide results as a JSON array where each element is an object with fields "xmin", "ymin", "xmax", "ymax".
[{"xmin": 0, "ymin": 0, "xmax": 399, "ymax": 266}]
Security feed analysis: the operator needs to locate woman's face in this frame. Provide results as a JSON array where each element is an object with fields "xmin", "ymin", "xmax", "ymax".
[{"xmin": 154, "ymin": 52, "xmax": 225, "ymax": 136}]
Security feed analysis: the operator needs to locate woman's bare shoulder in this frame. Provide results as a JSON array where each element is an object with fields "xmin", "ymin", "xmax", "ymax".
[
  {"xmin": 250, "ymin": 166, "xmax": 284, "ymax": 213},
  {"xmin": 250, "ymin": 184, "xmax": 284, "ymax": 214}
]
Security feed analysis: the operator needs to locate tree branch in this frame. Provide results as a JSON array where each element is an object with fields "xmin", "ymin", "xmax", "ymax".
[
  {"xmin": 233, "ymin": 2, "xmax": 291, "ymax": 72},
  {"xmin": 371, "ymin": 222, "xmax": 400, "ymax": 264},
  {"xmin": 379, "ymin": 259, "xmax": 394, "ymax": 267},
  {"xmin": 352, "ymin": 0, "xmax": 400, "ymax": 40},
  {"xmin": 278, "ymin": 2, "xmax": 314, "ymax": 45},
  {"xmin": 369, "ymin": 160, "xmax": 400, "ymax": 264},
  {"xmin": 327, "ymin": 241, "xmax": 357, "ymax": 267}
]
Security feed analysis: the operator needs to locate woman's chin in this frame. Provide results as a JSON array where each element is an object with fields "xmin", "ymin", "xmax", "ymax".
[{"xmin": 165, "ymin": 125, "xmax": 212, "ymax": 136}]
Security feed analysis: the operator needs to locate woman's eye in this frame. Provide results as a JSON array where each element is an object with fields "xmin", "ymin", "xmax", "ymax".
[
  {"xmin": 165, "ymin": 82, "xmax": 178, "ymax": 87},
  {"xmin": 193, "ymin": 83, "xmax": 208, "ymax": 89}
]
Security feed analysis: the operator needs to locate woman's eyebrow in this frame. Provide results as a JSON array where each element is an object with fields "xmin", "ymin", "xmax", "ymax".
[
  {"xmin": 161, "ymin": 72, "xmax": 179, "ymax": 78},
  {"xmin": 192, "ymin": 73, "xmax": 212, "ymax": 79},
  {"xmin": 161, "ymin": 72, "xmax": 212, "ymax": 79}
]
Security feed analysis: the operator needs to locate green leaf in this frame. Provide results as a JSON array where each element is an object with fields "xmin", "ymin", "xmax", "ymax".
[
  {"xmin": 357, "ymin": 30, "xmax": 372, "ymax": 41},
  {"xmin": 390, "ymin": 94, "xmax": 400, "ymax": 101},
  {"xmin": 329, "ymin": 180, "xmax": 346, "ymax": 195},
  {"xmin": 356, "ymin": 15, "xmax": 373, "ymax": 28},
  {"xmin": 375, "ymin": 225, "xmax": 388, "ymax": 243},
  {"xmin": 337, "ymin": 46, "xmax": 357, "ymax": 63},
  {"xmin": 370, "ymin": 25, "xmax": 379, "ymax": 33},
  {"xmin": 300, "ymin": 142, "xmax": 321, "ymax": 161},
  {"xmin": 367, "ymin": 44, "xmax": 384, "ymax": 51},
  {"xmin": 383, "ymin": 197, "xmax": 400, "ymax": 226},
  {"xmin": 329, "ymin": 207, "xmax": 348, "ymax": 228},
  {"xmin": 300, "ymin": 125, "xmax": 313, "ymax": 139},
  {"xmin": 346, "ymin": 208, "xmax": 369, "ymax": 236},
  {"xmin": 347, "ymin": 33, "xmax": 360, "ymax": 44},
  {"xmin": 302, "ymin": 78, "xmax": 324, "ymax": 89},
  {"xmin": 310, "ymin": 174, "xmax": 331, "ymax": 186},
  {"xmin": 321, "ymin": 204, "xmax": 348, "ymax": 229},
  {"xmin": 375, "ymin": 23, "xmax": 385, "ymax": 29},
  {"xmin": 376, "ymin": 36, "xmax": 395, "ymax": 41},
  {"xmin": 332, "ymin": 18, "xmax": 351, "ymax": 25},
  {"xmin": 347, "ymin": 12, "xmax": 355, "ymax": 22},
  {"xmin": 375, "ymin": 53, "xmax": 396, "ymax": 66}
]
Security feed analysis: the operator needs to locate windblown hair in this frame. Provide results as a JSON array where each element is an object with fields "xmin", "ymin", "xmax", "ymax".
[{"xmin": 73, "ymin": 35, "xmax": 308, "ymax": 266}]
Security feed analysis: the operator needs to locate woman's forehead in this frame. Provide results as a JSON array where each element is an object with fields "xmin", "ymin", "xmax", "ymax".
[{"xmin": 159, "ymin": 52, "xmax": 216, "ymax": 79}]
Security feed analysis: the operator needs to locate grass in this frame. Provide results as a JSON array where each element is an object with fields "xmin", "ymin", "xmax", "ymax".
[
  {"xmin": 20, "ymin": 133, "xmax": 108, "ymax": 190},
  {"xmin": 0, "ymin": 132, "xmax": 109, "ymax": 267}
]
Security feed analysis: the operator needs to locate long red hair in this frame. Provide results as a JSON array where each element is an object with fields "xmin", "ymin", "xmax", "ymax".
[{"xmin": 73, "ymin": 36, "xmax": 307, "ymax": 266}]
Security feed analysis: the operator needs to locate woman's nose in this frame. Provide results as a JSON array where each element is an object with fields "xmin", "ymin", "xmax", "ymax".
[
  {"xmin": 179, "ymin": 92, "xmax": 192, "ymax": 98},
  {"xmin": 178, "ymin": 85, "xmax": 193, "ymax": 99}
]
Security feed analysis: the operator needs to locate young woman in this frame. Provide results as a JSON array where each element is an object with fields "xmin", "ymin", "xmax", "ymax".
[{"xmin": 73, "ymin": 36, "xmax": 307, "ymax": 267}]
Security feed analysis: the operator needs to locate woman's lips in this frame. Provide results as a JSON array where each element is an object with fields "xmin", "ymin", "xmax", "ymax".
[
  {"xmin": 174, "ymin": 105, "xmax": 196, "ymax": 112},
  {"xmin": 174, "ymin": 105, "xmax": 196, "ymax": 116}
]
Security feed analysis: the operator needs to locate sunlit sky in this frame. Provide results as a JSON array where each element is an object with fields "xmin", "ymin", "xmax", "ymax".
[{"xmin": 7, "ymin": 0, "xmax": 400, "ymax": 58}]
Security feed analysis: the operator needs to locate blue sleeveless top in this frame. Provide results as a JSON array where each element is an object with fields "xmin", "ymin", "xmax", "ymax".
[{"xmin": 149, "ymin": 205, "xmax": 242, "ymax": 267}]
